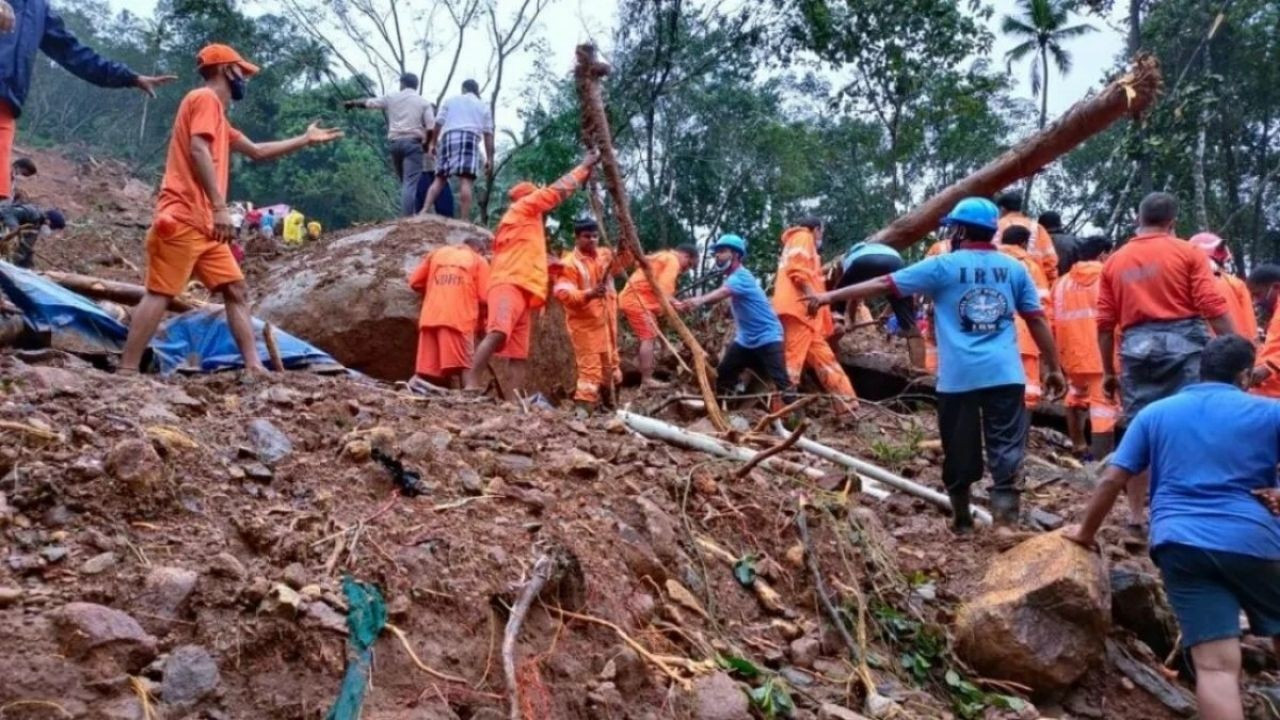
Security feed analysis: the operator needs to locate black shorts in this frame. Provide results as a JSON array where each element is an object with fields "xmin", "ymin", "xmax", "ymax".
[
  {"xmin": 836, "ymin": 253, "xmax": 916, "ymax": 332},
  {"xmin": 1153, "ymin": 543, "xmax": 1280, "ymax": 648}
]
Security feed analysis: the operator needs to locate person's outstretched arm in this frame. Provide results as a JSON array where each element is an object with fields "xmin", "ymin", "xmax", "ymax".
[
  {"xmin": 514, "ymin": 149, "xmax": 600, "ymax": 216},
  {"xmin": 233, "ymin": 122, "xmax": 343, "ymax": 163},
  {"xmin": 41, "ymin": 5, "xmax": 174, "ymax": 94},
  {"xmin": 674, "ymin": 285, "xmax": 731, "ymax": 312}
]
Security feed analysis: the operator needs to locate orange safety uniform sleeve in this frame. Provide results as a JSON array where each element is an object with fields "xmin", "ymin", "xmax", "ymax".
[
  {"xmin": 553, "ymin": 257, "xmax": 592, "ymax": 309},
  {"xmin": 1252, "ymin": 309, "xmax": 1280, "ymax": 399},
  {"xmin": 1216, "ymin": 273, "xmax": 1257, "ymax": 342},
  {"xmin": 515, "ymin": 166, "xmax": 590, "ymax": 218},
  {"xmin": 1096, "ymin": 234, "xmax": 1231, "ymax": 332},
  {"xmin": 772, "ymin": 227, "xmax": 825, "ymax": 324}
]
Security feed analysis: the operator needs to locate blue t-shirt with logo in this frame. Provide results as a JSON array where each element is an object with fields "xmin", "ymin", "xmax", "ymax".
[
  {"xmin": 1111, "ymin": 383, "xmax": 1280, "ymax": 560},
  {"xmin": 888, "ymin": 247, "xmax": 1041, "ymax": 393},
  {"xmin": 724, "ymin": 265, "xmax": 783, "ymax": 348}
]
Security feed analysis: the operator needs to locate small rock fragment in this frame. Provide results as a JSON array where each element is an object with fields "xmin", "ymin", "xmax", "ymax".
[
  {"xmin": 282, "ymin": 563, "xmax": 308, "ymax": 590},
  {"xmin": 0, "ymin": 586, "xmax": 22, "ymax": 607},
  {"xmin": 692, "ymin": 672, "xmax": 749, "ymax": 720},
  {"xmin": 209, "ymin": 552, "xmax": 246, "ymax": 580},
  {"xmin": 132, "ymin": 566, "xmax": 198, "ymax": 635},
  {"xmin": 344, "ymin": 439, "xmax": 372, "ymax": 462},
  {"xmin": 242, "ymin": 462, "xmax": 273, "ymax": 482},
  {"xmin": 81, "ymin": 551, "xmax": 119, "ymax": 575},
  {"xmin": 161, "ymin": 645, "xmax": 221, "ymax": 705},
  {"xmin": 52, "ymin": 602, "xmax": 158, "ymax": 672},
  {"xmin": 247, "ymin": 419, "xmax": 293, "ymax": 465},
  {"xmin": 105, "ymin": 438, "xmax": 164, "ymax": 495},
  {"xmin": 789, "ymin": 636, "xmax": 821, "ymax": 669},
  {"xmin": 39, "ymin": 545, "xmax": 67, "ymax": 564},
  {"xmin": 302, "ymin": 601, "xmax": 348, "ymax": 634}
]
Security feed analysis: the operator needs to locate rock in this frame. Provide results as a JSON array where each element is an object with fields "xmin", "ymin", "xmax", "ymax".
[
  {"xmin": 344, "ymin": 439, "xmax": 372, "ymax": 462},
  {"xmin": 209, "ymin": 552, "xmax": 246, "ymax": 580},
  {"xmin": 0, "ymin": 586, "xmax": 22, "ymax": 606},
  {"xmin": 609, "ymin": 645, "xmax": 646, "ymax": 696},
  {"xmin": 161, "ymin": 645, "xmax": 220, "ymax": 705},
  {"xmin": 819, "ymin": 704, "xmax": 871, "ymax": 720},
  {"xmin": 81, "ymin": 551, "xmax": 119, "ymax": 575},
  {"xmin": 402, "ymin": 430, "xmax": 451, "ymax": 460},
  {"xmin": 39, "ymin": 545, "xmax": 67, "ymax": 564},
  {"xmin": 52, "ymin": 602, "xmax": 158, "ymax": 672},
  {"xmin": 615, "ymin": 521, "xmax": 667, "ymax": 584},
  {"xmin": 247, "ymin": 419, "xmax": 293, "ymax": 465},
  {"xmin": 242, "ymin": 461, "xmax": 274, "ymax": 482},
  {"xmin": 69, "ymin": 456, "xmax": 104, "ymax": 480},
  {"xmin": 1030, "ymin": 508, "xmax": 1064, "ymax": 531},
  {"xmin": 259, "ymin": 583, "xmax": 303, "ymax": 617},
  {"xmin": 7, "ymin": 552, "xmax": 43, "ymax": 574},
  {"xmin": 302, "ymin": 601, "xmax": 348, "ymax": 634},
  {"xmin": 953, "ymin": 532, "xmax": 1109, "ymax": 694},
  {"xmin": 784, "ymin": 544, "xmax": 805, "ymax": 569},
  {"xmin": 587, "ymin": 681, "xmax": 625, "ymax": 713},
  {"xmin": 497, "ymin": 453, "xmax": 535, "ymax": 473},
  {"xmin": 282, "ymin": 562, "xmax": 308, "ymax": 590},
  {"xmin": 789, "ymin": 636, "xmax": 821, "ymax": 669},
  {"xmin": 138, "ymin": 403, "xmax": 180, "ymax": 424},
  {"xmin": 692, "ymin": 672, "xmax": 750, "ymax": 720},
  {"xmin": 1110, "ymin": 565, "xmax": 1178, "ymax": 659},
  {"xmin": 105, "ymin": 438, "xmax": 164, "ymax": 495},
  {"xmin": 564, "ymin": 448, "xmax": 601, "ymax": 479},
  {"xmin": 97, "ymin": 696, "xmax": 145, "ymax": 720},
  {"xmin": 367, "ymin": 426, "xmax": 396, "ymax": 452},
  {"xmin": 458, "ymin": 467, "xmax": 484, "ymax": 495},
  {"xmin": 636, "ymin": 497, "xmax": 678, "ymax": 563},
  {"xmin": 1063, "ymin": 687, "xmax": 1104, "ymax": 719},
  {"xmin": 17, "ymin": 364, "xmax": 86, "ymax": 395},
  {"xmin": 132, "ymin": 566, "xmax": 198, "ymax": 635}
]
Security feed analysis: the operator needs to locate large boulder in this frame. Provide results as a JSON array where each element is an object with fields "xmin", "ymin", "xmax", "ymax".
[
  {"xmin": 953, "ymin": 532, "xmax": 1110, "ymax": 695},
  {"xmin": 254, "ymin": 215, "xmax": 575, "ymax": 396}
]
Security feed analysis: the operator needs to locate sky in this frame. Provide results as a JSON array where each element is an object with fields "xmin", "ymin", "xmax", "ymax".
[{"xmin": 104, "ymin": 0, "xmax": 1128, "ymax": 132}]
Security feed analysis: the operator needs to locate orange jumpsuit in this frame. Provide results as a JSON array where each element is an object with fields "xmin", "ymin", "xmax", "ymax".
[
  {"xmin": 921, "ymin": 239, "xmax": 952, "ymax": 375},
  {"xmin": 1252, "ymin": 307, "xmax": 1280, "ymax": 398},
  {"xmin": 408, "ymin": 245, "xmax": 489, "ymax": 378},
  {"xmin": 771, "ymin": 226, "xmax": 857, "ymax": 411},
  {"xmin": 996, "ymin": 212, "xmax": 1058, "ymax": 284},
  {"xmin": 620, "ymin": 250, "xmax": 683, "ymax": 341},
  {"xmin": 486, "ymin": 166, "xmax": 590, "ymax": 359},
  {"xmin": 553, "ymin": 246, "xmax": 626, "ymax": 404},
  {"xmin": 1050, "ymin": 261, "xmax": 1118, "ymax": 433},
  {"xmin": 1000, "ymin": 244, "xmax": 1051, "ymax": 408},
  {"xmin": 1212, "ymin": 271, "xmax": 1257, "ymax": 344}
]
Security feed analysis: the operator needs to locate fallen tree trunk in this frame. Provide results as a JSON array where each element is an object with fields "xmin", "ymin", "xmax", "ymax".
[
  {"xmin": 870, "ymin": 54, "xmax": 1163, "ymax": 250},
  {"xmin": 41, "ymin": 271, "xmax": 198, "ymax": 313},
  {"xmin": 576, "ymin": 44, "xmax": 729, "ymax": 431}
]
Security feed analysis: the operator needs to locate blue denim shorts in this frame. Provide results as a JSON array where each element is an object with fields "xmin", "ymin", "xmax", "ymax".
[{"xmin": 1153, "ymin": 543, "xmax": 1280, "ymax": 649}]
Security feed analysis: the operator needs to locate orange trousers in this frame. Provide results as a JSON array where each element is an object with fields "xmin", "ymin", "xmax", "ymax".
[
  {"xmin": 781, "ymin": 316, "xmax": 857, "ymax": 411},
  {"xmin": 1022, "ymin": 353, "xmax": 1041, "ymax": 409},
  {"xmin": 0, "ymin": 102, "xmax": 13, "ymax": 199},
  {"xmin": 1065, "ymin": 372, "xmax": 1118, "ymax": 434},
  {"xmin": 567, "ymin": 320, "xmax": 613, "ymax": 404}
]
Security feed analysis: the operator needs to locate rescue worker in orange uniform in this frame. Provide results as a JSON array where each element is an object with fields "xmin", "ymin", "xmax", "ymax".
[
  {"xmin": 408, "ymin": 236, "xmax": 489, "ymax": 391},
  {"xmin": 772, "ymin": 217, "xmax": 858, "ymax": 413},
  {"xmin": 1190, "ymin": 232, "xmax": 1257, "ymax": 344},
  {"xmin": 119, "ymin": 44, "xmax": 342, "ymax": 374},
  {"xmin": 553, "ymin": 218, "xmax": 629, "ymax": 412},
  {"xmin": 995, "ymin": 192, "xmax": 1058, "ymax": 283},
  {"xmin": 999, "ymin": 225, "xmax": 1052, "ymax": 408},
  {"xmin": 619, "ymin": 244, "xmax": 699, "ymax": 387},
  {"xmin": 1049, "ymin": 235, "xmax": 1118, "ymax": 459},
  {"xmin": 1245, "ymin": 264, "xmax": 1280, "ymax": 398},
  {"xmin": 464, "ymin": 148, "xmax": 600, "ymax": 396}
]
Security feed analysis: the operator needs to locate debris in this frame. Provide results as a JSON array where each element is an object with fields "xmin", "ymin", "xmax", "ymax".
[
  {"xmin": 80, "ymin": 551, "xmax": 118, "ymax": 575},
  {"xmin": 208, "ymin": 552, "xmax": 246, "ymax": 580},
  {"xmin": 796, "ymin": 502, "xmax": 860, "ymax": 664},
  {"xmin": 247, "ymin": 418, "xmax": 293, "ymax": 465},
  {"xmin": 104, "ymin": 438, "xmax": 164, "ymax": 494},
  {"xmin": 665, "ymin": 579, "xmax": 709, "ymax": 620},
  {"xmin": 160, "ymin": 645, "xmax": 220, "ymax": 705},
  {"xmin": 52, "ymin": 602, "xmax": 158, "ymax": 672},
  {"xmin": 734, "ymin": 421, "xmax": 807, "ymax": 480},
  {"xmin": 954, "ymin": 532, "xmax": 1109, "ymax": 693},
  {"xmin": 1106, "ymin": 639, "xmax": 1195, "ymax": 716},
  {"xmin": 692, "ymin": 672, "xmax": 750, "ymax": 720},
  {"xmin": 131, "ymin": 566, "xmax": 198, "ymax": 635},
  {"xmin": 371, "ymin": 447, "xmax": 429, "ymax": 497},
  {"xmin": 1111, "ymin": 565, "xmax": 1179, "ymax": 659}
]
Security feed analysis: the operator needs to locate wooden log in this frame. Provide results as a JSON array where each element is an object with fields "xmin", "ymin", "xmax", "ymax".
[
  {"xmin": 870, "ymin": 54, "xmax": 1163, "ymax": 250},
  {"xmin": 41, "ymin": 271, "xmax": 198, "ymax": 313},
  {"xmin": 575, "ymin": 43, "xmax": 729, "ymax": 431}
]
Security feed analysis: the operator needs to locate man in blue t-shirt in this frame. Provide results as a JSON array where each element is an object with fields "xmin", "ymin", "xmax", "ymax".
[
  {"xmin": 811, "ymin": 198, "xmax": 1064, "ymax": 529},
  {"xmin": 676, "ymin": 233, "xmax": 795, "ymax": 407},
  {"xmin": 1067, "ymin": 335, "xmax": 1280, "ymax": 720}
]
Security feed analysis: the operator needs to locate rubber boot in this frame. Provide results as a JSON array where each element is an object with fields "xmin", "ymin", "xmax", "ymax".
[
  {"xmin": 949, "ymin": 487, "xmax": 974, "ymax": 535},
  {"xmin": 990, "ymin": 489, "xmax": 1021, "ymax": 527}
]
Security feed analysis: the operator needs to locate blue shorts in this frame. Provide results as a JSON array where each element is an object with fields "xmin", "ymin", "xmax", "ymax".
[{"xmin": 1153, "ymin": 543, "xmax": 1280, "ymax": 649}]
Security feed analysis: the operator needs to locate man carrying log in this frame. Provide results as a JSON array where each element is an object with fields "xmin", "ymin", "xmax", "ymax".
[
  {"xmin": 119, "ymin": 44, "xmax": 343, "ymax": 374},
  {"xmin": 674, "ymin": 234, "xmax": 796, "ymax": 409},
  {"xmin": 772, "ymin": 216, "xmax": 859, "ymax": 414},
  {"xmin": 407, "ymin": 235, "xmax": 489, "ymax": 392},
  {"xmin": 1067, "ymin": 335, "xmax": 1280, "ymax": 720},
  {"xmin": 810, "ymin": 198, "xmax": 1064, "ymax": 529},
  {"xmin": 553, "ymin": 218, "xmax": 628, "ymax": 414},
  {"xmin": 463, "ymin": 148, "xmax": 601, "ymax": 395},
  {"xmin": 618, "ymin": 244, "xmax": 698, "ymax": 388}
]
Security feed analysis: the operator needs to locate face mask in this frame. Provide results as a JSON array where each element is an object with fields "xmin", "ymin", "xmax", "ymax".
[
  {"xmin": 714, "ymin": 257, "xmax": 732, "ymax": 271},
  {"xmin": 227, "ymin": 72, "xmax": 247, "ymax": 102}
]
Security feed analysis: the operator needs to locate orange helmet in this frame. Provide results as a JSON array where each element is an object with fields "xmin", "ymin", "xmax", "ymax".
[
  {"xmin": 508, "ymin": 182, "xmax": 537, "ymax": 201},
  {"xmin": 1189, "ymin": 232, "xmax": 1231, "ymax": 265}
]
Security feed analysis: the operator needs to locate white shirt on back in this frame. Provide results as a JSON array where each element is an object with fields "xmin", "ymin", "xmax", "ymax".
[
  {"xmin": 365, "ymin": 89, "xmax": 435, "ymax": 141},
  {"xmin": 436, "ymin": 93, "xmax": 494, "ymax": 136}
]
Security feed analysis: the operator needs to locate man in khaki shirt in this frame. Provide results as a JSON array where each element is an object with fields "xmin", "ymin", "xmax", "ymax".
[{"xmin": 345, "ymin": 73, "xmax": 435, "ymax": 216}]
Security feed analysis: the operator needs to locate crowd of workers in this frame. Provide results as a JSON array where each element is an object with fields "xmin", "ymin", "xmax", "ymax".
[{"xmin": 3, "ymin": 8, "xmax": 1280, "ymax": 716}]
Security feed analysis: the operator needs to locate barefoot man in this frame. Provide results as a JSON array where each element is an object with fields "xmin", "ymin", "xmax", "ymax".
[{"xmin": 119, "ymin": 45, "xmax": 342, "ymax": 373}]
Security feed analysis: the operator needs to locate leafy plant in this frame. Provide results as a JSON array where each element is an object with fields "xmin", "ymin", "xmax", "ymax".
[
  {"xmin": 748, "ymin": 677, "xmax": 795, "ymax": 719},
  {"xmin": 717, "ymin": 654, "xmax": 762, "ymax": 680}
]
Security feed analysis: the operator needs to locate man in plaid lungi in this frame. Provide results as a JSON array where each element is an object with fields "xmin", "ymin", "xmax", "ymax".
[{"xmin": 424, "ymin": 79, "xmax": 495, "ymax": 222}]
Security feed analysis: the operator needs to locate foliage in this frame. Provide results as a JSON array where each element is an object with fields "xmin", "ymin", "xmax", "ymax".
[{"xmin": 748, "ymin": 676, "xmax": 795, "ymax": 719}]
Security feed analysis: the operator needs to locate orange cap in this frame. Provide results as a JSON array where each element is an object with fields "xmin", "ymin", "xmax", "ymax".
[
  {"xmin": 509, "ymin": 182, "xmax": 537, "ymax": 201},
  {"xmin": 196, "ymin": 44, "xmax": 260, "ymax": 77}
]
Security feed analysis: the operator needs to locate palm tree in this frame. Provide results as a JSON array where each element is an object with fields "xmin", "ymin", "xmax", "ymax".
[{"xmin": 1002, "ymin": 0, "xmax": 1097, "ymax": 131}]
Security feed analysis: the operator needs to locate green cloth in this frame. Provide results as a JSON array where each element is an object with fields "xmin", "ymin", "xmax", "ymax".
[{"xmin": 324, "ymin": 576, "xmax": 388, "ymax": 720}]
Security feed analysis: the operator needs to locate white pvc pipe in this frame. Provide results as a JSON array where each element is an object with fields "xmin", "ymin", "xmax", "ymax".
[
  {"xmin": 775, "ymin": 422, "xmax": 993, "ymax": 526},
  {"xmin": 617, "ymin": 410, "xmax": 892, "ymax": 500}
]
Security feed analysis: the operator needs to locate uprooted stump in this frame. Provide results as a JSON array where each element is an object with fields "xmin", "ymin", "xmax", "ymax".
[
  {"xmin": 953, "ymin": 532, "xmax": 1110, "ymax": 695},
  {"xmin": 254, "ymin": 215, "xmax": 575, "ymax": 396}
]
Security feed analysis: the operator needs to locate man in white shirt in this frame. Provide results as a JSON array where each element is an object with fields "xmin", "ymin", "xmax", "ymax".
[
  {"xmin": 344, "ymin": 73, "xmax": 436, "ymax": 217},
  {"xmin": 423, "ymin": 79, "xmax": 494, "ymax": 222}
]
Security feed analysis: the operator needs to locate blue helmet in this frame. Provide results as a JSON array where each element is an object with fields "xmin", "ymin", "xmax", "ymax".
[
  {"xmin": 712, "ymin": 233, "xmax": 747, "ymax": 256},
  {"xmin": 942, "ymin": 197, "xmax": 999, "ymax": 231}
]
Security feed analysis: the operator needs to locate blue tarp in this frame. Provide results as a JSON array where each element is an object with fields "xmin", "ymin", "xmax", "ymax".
[{"xmin": 0, "ymin": 261, "xmax": 343, "ymax": 374}]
